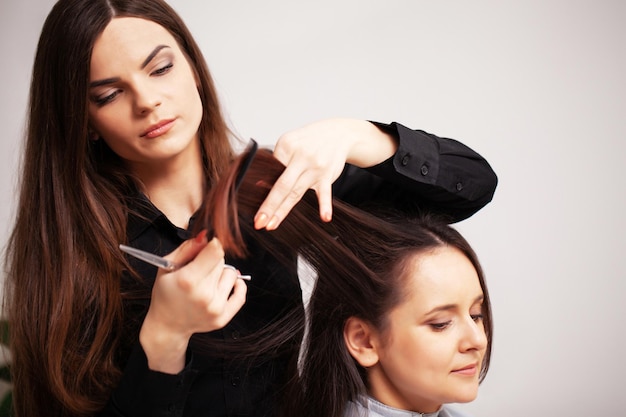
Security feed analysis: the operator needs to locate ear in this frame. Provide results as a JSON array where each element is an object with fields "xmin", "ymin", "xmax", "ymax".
[
  {"xmin": 88, "ymin": 129, "xmax": 100, "ymax": 142},
  {"xmin": 344, "ymin": 317, "xmax": 380, "ymax": 368},
  {"xmin": 87, "ymin": 123, "xmax": 100, "ymax": 141}
]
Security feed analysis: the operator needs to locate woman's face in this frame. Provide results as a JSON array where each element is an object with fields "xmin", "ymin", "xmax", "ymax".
[
  {"xmin": 88, "ymin": 17, "xmax": 203, "ymax": 170},
  {"xmin": 368, "ymin": 246, "xmax": 487, "ymax": 413}
]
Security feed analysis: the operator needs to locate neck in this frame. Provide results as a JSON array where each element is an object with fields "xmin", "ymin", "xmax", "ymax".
[{"xmin": 132, "ymin": 142, "xmax": 206, "ymax": 229}]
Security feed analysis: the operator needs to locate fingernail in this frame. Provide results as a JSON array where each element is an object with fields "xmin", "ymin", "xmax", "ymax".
[
  {"xmin": 266, "ymin": 215, "xmax": 280, "ymax": 231},
  {"xmin": 322, "ymin": 211, "xmax": 332, "ymax": 222},
  {"xmin": 194, "ymin": 229, "xmax": 208, "ymax": 244},
  {"xmin": 255, "ymin": 212, "xmax": 268, "ymax": 229}
]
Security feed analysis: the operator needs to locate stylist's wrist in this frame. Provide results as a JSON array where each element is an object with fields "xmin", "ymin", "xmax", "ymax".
[
  {"xmin": 346, "ymin": 120, "xmax": 397, "ymax": 168},
  {"xmin": 139, "ymin": 311, "xmax": 191, "ymax": 374}
]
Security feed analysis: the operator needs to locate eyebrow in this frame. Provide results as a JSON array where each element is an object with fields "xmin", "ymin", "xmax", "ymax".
[
  {"xmin": 89, "ymin": 45, "xmax": 171, "ymax": 88},
  {"xmin": 425, "ymin": 295, "xmax": 484, "ymax": 315},
  {"xmin": 140, "ymin": 45, "xmax": 170, "ymax": 69},
  {"xmin": 89, "ymin": 77, "xmax": 120, "ymax": 88}
]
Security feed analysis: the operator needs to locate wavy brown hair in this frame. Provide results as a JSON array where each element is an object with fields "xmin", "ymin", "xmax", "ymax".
[
  {"xmin": 198, "ymin": 146, "xmax": 493, "ymax": 417},
  {"xmin": 3, "ymin": 0, "xmax": 232, "ymax": 415}
]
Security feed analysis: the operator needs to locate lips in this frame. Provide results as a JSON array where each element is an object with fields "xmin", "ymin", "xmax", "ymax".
[
  {"xmin": 452, "ymin": 363, "xmax": 479, "ymax": 376},
  {"xmin": 140, "ymin": 118, "xmax": 176, "ymax": 138}
]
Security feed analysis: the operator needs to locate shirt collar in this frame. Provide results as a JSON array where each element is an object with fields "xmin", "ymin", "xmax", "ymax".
[
  {"xmin": 126, "ymin": 191, "xmax": 196, "ymax": 242},
  {"xmin": 364, "ymin": 397, "xmax": 443, "ymax": 417}
]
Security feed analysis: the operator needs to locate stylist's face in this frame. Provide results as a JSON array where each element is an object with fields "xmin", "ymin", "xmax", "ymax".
[
  {"xmin": 88, "ymin": 17, "xmax": 203, "ymax": 169},
  {"xmin": 368, "ymin": 247, "xmax": 487, "ymax": 413}
]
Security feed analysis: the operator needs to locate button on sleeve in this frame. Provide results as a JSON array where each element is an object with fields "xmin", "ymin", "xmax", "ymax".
[{"xmin": 391, "ymin": 124, "xmax": 439, "ymax": 185}]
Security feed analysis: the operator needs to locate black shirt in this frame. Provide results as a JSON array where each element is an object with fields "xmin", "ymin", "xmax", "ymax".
[{"xmin": 101, "ymin": 122, "xmax": 497, "ymax": 417}]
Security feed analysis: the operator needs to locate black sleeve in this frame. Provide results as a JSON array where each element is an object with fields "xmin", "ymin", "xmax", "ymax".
[
  {"xmin": 332, "ymin": 121, "xmax": 498, "ymax": 223},
  {"xmin": 98, "ymin": 344, "xmax": 199, "ymax": 417}
]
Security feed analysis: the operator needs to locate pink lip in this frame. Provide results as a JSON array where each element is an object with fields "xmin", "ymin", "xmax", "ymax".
[
  {"xmin": 141, "ymin": 119, "xmax": 176, "ymax": 138},
  {"xmin": 452, "ymin": 363, "xmax": 478, "ymax": 376}
]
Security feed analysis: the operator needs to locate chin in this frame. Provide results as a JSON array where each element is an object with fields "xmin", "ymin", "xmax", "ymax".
[{"xmin": 451, "ymin": 389, "xmax": 479, "ymax": 404}]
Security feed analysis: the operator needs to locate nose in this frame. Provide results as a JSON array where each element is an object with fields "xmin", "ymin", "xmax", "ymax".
[
  {"xmin": 459, "ymin": 316, "xmax": 488, "ymax": 353},
  {"xmin": 132, "ymin": 80, "xmax": 161, "ymax": 116}
]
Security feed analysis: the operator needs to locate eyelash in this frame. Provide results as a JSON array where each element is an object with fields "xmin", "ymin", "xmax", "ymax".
[
  {"xmin": 95, "ymin": 91, "xmax": 120, "ymax": 106},
  {"xmin": 94, "ymin": 62, "xmax": 174, "ymax": 107},
  {"xmin": 152, "ymin": 62, "xmax": 173, "ymax": 76},
  {"xmin": 429, "ymin": 314, "xmax": 484, "ymax": 331},
  {"xmin": 430, "ymin": 321, "xmax": 451, "ymax": 331},
  {"xmin": 471, "ymin": 314, "xmax": 484, "ymax": 323}
]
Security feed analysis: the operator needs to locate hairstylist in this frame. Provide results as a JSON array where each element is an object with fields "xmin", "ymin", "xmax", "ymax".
[{"xmin": 4, "ymin": 1, "xmax": 497, "ymax": 416}]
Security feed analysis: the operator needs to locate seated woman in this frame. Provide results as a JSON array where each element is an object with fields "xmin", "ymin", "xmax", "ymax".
[{"xmin": 198, "ymin": 143, "xmax": 493, "ymax": 417}]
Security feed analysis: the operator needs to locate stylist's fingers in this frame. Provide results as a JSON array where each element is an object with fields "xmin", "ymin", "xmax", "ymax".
[
  {"xmin": 255, "ymin": 156, "xmax": 337, "ymax": 231},
  {"xmin": 216, "ymin": 267, "xmax": 248, "ymax": 324},
  {"xmin": 255, "ymin": 126, "xmax": 348, "ymax": 230},
  {"xmin": 171, "ymin": 235, "xmax": 225, "ymax": 292},
  {"xmin": 254, "ymin": 161, "xmax": 309, "ymax": 230},
  {"xmin": 170, "ymin": 242, "xmax": 247, "ymax": 334},
  {"xmin": 164, "ymin": 229, "xmax": 211, "ymax": 271},
  {"xmin": 192, "ymin": 264, "xmax": 247, "ymax": 329},
  {"xmin": 314, "ymin": 178, "xmax": 333, "ymax": 223}
]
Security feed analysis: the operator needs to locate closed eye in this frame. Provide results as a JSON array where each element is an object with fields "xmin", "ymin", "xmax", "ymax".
[
  {"xmin": 471, "ymin": 314, "xmax": 483, "ymax": 323},
  {"xmin": 429, "ymin": 321, "xmax": 451, "ymax": 331},
  {"xmin": 152, "ymin": 62, "xmax": 173, "ymax": 76},
  {"xmin": 94, "ymin": 89, "xmax": 122, "ymax": 106}
]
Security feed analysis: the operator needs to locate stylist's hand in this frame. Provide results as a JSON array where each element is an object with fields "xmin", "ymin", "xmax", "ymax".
[
  {"xmin": 254, "ymin": 118, "xmax": 397, "ymax": 230},
  {"xmin": 139, "ymin": 232, "xmax": 247, "ymax": 374}
]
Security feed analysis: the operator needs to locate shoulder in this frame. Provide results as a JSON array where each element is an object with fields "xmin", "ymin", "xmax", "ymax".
[
  {"xmin": 440, "ymin": 405, "xmax": 476, "ymax": 417},
  {"xmin": 344, "ymin": 400, "xmax": 369, "ymax": 417}
]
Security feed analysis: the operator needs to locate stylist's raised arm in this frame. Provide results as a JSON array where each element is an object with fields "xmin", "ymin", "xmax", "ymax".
[{"xmin": 254, "ymin": 118, "xmax": 397, "ymax": 230}]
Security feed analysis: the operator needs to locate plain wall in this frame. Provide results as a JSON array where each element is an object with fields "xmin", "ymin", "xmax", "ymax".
[{"xmin": 1, "ymin": 1, "xmax": 625, "ymax": 415}]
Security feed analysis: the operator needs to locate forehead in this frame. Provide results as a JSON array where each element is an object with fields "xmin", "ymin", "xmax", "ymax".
[
  {"xmin": 91, "ymin": 17, "xmax": 180, "ymax": 75},
  {"xmin": 401, "ymin": 246, "xmax": 482, "ymax": 310}
]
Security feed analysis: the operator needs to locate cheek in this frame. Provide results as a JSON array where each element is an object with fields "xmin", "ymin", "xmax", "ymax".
[
  {"xmin": 163, "ymin": 70, "xmax": 203, "ymax": 132},
  {"xmin": 389, "ymin": 331, "xmax": 452, "ymax": 374},
  {"xmin": 89, "ymin": 112, "xmax": 137, "ymax": 160},
  {"xmin": 89, "ymin": 106, "xmax": 127, "ymax": 138},
  {"xmin": 173, "ymin": 61, "xmax": 202, "ymax": 100},
  {"xmin": 179, "ymin": 84, "xmax": 203, "ymax": 134},
  {"xmin": 376, "ymin": 335, "xmax": 445, "ymax": 400},
  {"xmin": 180, "ymin": 77, "xmax": 203, "ymax": 116},
  {"xmin": 382, "ymin": 331, "xmax": 427, "ymax": 370}
]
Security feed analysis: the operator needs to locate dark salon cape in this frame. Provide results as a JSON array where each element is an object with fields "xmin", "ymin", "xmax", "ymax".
[{"xmin": 100, "ymin": 122, "xmax": 497, "ymax": 417}]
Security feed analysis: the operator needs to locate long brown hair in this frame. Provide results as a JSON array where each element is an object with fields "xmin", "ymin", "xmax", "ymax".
[
  {"xmin": 3, "ymin": 0, "xmax": 232, "ymax": 415},
  {"xmin": 198, "ymin": 147, "xmax": 493, "ymax": 417}
]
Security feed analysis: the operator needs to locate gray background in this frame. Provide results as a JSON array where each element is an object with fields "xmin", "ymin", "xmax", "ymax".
[{"xmin": 1, "ymin": 1, "xmax": 625, "ymax": 415}]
